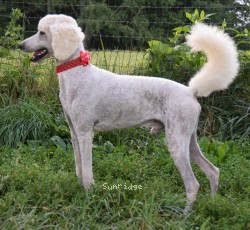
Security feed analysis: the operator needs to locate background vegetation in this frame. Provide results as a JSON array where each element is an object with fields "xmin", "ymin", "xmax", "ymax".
[
  {"xmin": 0, "ymin": 0, "xmax": 250, "ymax": 49},
  {"xmin": 0, "ymin": 2, "xmax": 249, "ymax": 229}
]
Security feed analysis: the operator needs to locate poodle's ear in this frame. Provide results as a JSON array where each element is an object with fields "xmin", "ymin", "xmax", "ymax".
[{"xmin": 50, "ymin": 23, "xmax": 85, "ymax": 61}]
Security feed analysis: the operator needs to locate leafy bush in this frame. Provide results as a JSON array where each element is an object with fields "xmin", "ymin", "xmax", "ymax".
[
  {"xmin": 143, "ymin": 40, "xmax": 203, "ymax": 84},
  {"xmin": 136, "ymin": 9, "xmax": 250, "ymax": 142},
  {"xmin": 0, "ymin": 8, "xmax": 24, "ymax": 49}
]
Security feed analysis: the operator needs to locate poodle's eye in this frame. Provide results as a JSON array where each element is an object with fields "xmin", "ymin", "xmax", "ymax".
[{"xmin": 39, "ymin": 31, "xmax": 45, "ymax": 35}]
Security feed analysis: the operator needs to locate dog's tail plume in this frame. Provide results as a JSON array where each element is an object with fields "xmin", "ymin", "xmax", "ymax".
[{"xmin": 186, "ymin": 23, "xmax": 239, "ymax": 97}]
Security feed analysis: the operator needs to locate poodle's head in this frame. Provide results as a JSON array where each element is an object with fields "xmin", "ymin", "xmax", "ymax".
[{"xmin": 19, "ymin": 14, "xmax": 85, "ymax": 62}]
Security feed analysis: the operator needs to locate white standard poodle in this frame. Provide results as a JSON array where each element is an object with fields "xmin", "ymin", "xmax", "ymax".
[{"xmin": 19, "ymin": 14, "xmax": 239, "ymax": 212}]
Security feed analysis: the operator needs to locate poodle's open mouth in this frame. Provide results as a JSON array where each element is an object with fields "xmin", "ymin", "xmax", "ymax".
[{"xmin": 30, "ymin": 48, "xmax": 48, "ymax": 62}]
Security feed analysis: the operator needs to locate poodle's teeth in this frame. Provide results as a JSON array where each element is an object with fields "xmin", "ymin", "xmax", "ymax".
[{"xmin": 30, "ymin": 48, "xmax": 48, "ymax": 62}]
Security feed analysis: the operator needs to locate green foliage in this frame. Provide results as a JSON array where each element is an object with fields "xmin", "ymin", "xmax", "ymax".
[
  {"xmin": 136, "ymin": 9, "xmax": 250, "ymax": 142},
  {"xmin": 78, "ymin": 0, "xmax": 189, "ymax": 49},
  {"xmin": 139, "ymin": 9, "xmax": 216, "ymax": 81},
  {"xmin": 0, "ymin": 99, "xmax": 69, "ymax": 148},
  {"xmin": 185, "ymin": 0, "xmax": 250, "ymax": 30},
  {"xmin": 1, "ymin": 1, "xmax": 250, "ymax": 49},
  {"xmin": 0, "ymin": 9, "xmax": 59, "ymax": 106},
  {"xmin": 185, "ymin": 9, "xmax": 215, "ymax": 24},
  {"xmin": 0, "ymin": 138, "xmax": 249, "ymax": 229},
  {"xmin": 0, "ymin": 8, "xmax": 24, "ymax": 48},
  {"xmin": 0, "ymin": 54, "xmax": 58, "ymax": 106},
  {"xmin": 199, "ymin": 137, "xmax": 239, "ymax": 165},
  {"xmin": 144, "ymin": 40, "xmax": 204, "ymax": 83},
  {"xmin": 142, "ymin": 9, "xmax": 217, "ymax": 80}
]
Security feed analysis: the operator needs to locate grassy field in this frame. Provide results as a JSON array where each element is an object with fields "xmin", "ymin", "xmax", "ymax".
[
  {"xmin": 0, "ymin": 131, "xmax": 249, "ymax": 229},
  {"xmin": 91, "ymin": 50, "xmax": 146, "ymax": 74}
]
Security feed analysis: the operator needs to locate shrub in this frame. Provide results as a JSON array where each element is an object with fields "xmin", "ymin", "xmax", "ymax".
[
  {"xmin": 136, "ymin": 9, "xmax": 250, "ymax": 141},
  {"xmin": 0, "ymin": 8, "xmax": 24, "ymax": 49}
]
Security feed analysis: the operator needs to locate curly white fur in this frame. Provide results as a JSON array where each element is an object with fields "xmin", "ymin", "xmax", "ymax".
[
  {"xmin": 39, "ymin": 15, "xmax": 85, "ymax": 61},
  {"xmin": 187, "ymin": 23, "xmax": 239, "ymax": 97}
]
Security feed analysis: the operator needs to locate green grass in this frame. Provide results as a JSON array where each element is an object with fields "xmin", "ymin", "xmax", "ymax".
[
  {"xmin": 0, "ymin": 135, "xmax": 249, "ymax": 229},
  {"xmin": 91, "ymin": 50, "xmax": 146, "ymax": 74},
  {"xmin": 0, "ymin": 98, "xmax": 67, "ymax": 148}
]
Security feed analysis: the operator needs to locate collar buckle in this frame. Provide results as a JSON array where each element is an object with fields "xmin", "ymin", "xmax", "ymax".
[
  {"xmin": 56, "ymin": 51, "xmax": 91, "ymax": 74},
  {"xmin": 80, "ymin": 51, "xmax": 91, "ymax": 66}
]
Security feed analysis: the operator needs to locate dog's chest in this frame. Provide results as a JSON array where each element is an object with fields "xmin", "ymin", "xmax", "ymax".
[{"xmin": 58, "ymin": 74, "xmax": 85, "ymax": 113}]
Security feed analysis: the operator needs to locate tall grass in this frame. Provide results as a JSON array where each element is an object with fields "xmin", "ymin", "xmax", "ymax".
[
  {"xmin": 0, "ymin": 98, "xmax": 68, "ymax": 148},
  {"xmin": 91, "ymin": 50, "xmax": 145, "ymax": 74},
  {"xmin": 0, "ymin": 50, "xmax": 58, "ymax": 105}
]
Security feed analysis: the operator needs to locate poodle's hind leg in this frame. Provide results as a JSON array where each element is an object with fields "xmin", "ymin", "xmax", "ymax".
[
  {"xmin": 166, "ymin": 130, "xmax": 200, "ymax": 212},
  {"xmin": 190, "ymin": 133, "xmax": 219, "ymax": 196}
]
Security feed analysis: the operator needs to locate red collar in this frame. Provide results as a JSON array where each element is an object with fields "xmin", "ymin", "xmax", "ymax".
[{"xmin": 56, "ymin": 51, "xmax": 91, "ymax": 74}]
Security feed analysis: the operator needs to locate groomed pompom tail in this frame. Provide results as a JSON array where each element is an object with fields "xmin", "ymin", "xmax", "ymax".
[{"xmin": 186, "ymin": 23, "xmax": 239, "ymax": 97}]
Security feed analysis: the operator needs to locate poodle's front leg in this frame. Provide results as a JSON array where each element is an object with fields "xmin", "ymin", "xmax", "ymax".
[
  {"xmin": 77, "ymin": 131, "xmax": 95, "ymax": 189},
  {"xmin": 64, "ymin": 112, "xmax": 82, "ymax": 179}
]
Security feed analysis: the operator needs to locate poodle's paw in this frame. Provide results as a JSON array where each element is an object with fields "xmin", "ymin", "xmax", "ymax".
[{"xmin": 82, "ymin": 178, "xmax": 95, "ymax": 189}]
